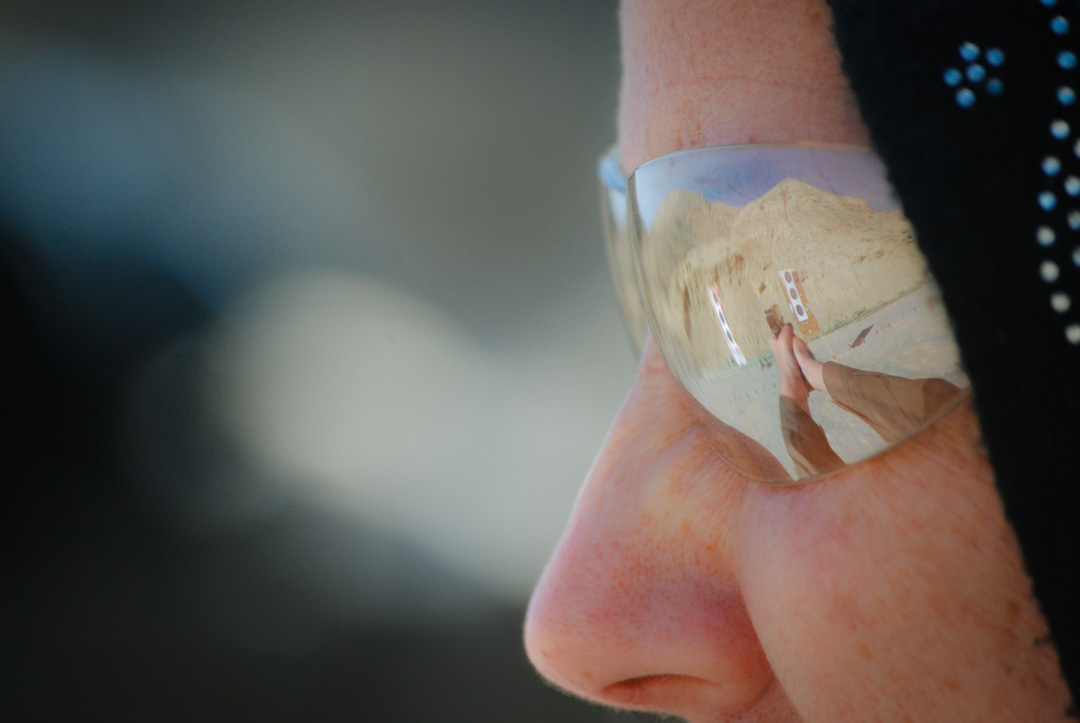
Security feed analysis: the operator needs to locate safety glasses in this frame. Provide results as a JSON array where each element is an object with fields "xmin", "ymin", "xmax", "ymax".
[{"xmin": 599, "ymin": 144, "xmax": 970, "ymax": 484}]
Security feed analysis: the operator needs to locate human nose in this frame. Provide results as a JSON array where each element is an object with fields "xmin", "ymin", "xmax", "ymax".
[{"xmin": 523, "ymin": 343, "xmax": 777, "ymax": 720}]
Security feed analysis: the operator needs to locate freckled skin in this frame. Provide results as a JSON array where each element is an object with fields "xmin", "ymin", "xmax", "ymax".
[{"xmin": 525, "ymin": 2, "xmax": 1075, "ymax": 721}]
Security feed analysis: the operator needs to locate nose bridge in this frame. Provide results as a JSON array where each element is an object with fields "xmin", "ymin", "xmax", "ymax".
[{"xmin": 524, "ymin": 344, "xmax": 774, "ymax": 715}]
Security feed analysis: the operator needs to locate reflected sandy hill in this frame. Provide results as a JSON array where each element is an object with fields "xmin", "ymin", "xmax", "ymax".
[{"xmin": 644, "ymin": 179, "xmax": 929, "ymax": 374}]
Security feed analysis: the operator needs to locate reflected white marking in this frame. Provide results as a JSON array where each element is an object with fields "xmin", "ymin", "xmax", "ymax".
[
  {"xmin": 710, "ymin": 285, "xmax": 748, "ymax": 366},
  {"xmin": 780, "ymin": 268, "xmax": 810, "ymax": 322}
]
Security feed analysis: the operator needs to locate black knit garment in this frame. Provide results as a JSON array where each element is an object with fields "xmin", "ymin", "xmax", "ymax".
[{"xmin": 829, "ymin": 0, "xmax": 1080, "ymax": 708}]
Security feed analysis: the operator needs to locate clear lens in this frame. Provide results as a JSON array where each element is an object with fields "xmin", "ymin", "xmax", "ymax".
[
  {"xmin": 599, "ymin": 147, "xmax": 648, "ymax": 353},
  {"xmin": 623, "ymin": 144, "xmax": 969, "ymax": 484}
]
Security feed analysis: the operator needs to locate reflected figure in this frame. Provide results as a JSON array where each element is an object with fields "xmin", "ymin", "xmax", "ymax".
[{"xmin": 769, "ymin": 323, "xmax": 964, "ymax": 478}]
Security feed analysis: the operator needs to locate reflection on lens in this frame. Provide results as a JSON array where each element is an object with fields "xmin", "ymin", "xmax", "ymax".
[{"xmin": 627, "ymin": 145, "xmax": 969, "ymax": 484}]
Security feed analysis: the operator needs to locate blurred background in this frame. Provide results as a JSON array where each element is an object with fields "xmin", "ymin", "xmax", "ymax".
[{"xmin": 0, "ymin": 1, "xmax": 644, "ymax": 720}]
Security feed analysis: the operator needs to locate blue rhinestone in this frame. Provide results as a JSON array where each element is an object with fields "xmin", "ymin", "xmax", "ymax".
[
  {"xmin": 986, "ymin": 78, "xmax": 1005, "ymax": 95},
  {"xmin": 1052, "ymin": 119, "xmax": 1071, "ymax": 139},
  {"xmin": 956, "ymin": 88, "xmax": 976, "ymax": 107},
  {"xmin": 1042, "ymin": 259, "xmax": 1061, "ymax": 282},
  {"xmin": 1066, "ymin": 176, "xmax": 1080, "ymax": 196},
  {"xmin": 1073, "ymin": 246, "xmax": 1080, "ymax": 266},
  {"xmin": 1060, "ymin": 86, "xmax": 1077, "ymax": 105},
  {"xmin": 943, "ymin": 68, "xmax": 963, "ymax": 86},
  {"xmin": 986, "ymin": 48, "xmax": 1006, "ymax": 67},
  {"xmin": 1059, "ymin": 50, "xmax": 1078, "ymax": 70},
  {"xmin": 959, "ymin": 42, "xmax": 980, "ymax": 61},
  {"xmin": 1074, "ymin": 138, "xmax": 1080, "ymax": 157},
  {"xmin": 966, "ymin": 64, "xmax": 987, "ymax": 82},
  {"xmin": 1038, "ymin": 226, "xmax": 1056, "ymax": 246},
  {"xmin": 1069, "ymin": 210, "xmax": 1080, "ymax": 229},
  {"xmin": 1040, "ymin": 191, "xmax": 1058, "ymax": 210},
  {"xmin": 1052, "ymin": 16, "xmax": 1071, "ymax": 35},
  {"xmin": 1042, "ymin": 0, "xmax": 1058, "ymax": 6},
  {"xmin": 1044, "ymin": 156, "xmax": 1063, "ymax": 175}
]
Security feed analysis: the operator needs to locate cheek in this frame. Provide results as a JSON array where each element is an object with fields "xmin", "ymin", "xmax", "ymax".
[{"xmin": 732, "ymin": 412, "xmax": 1059, "ymax": 719}]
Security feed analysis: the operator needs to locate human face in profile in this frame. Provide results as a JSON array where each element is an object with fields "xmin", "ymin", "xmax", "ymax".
[{"xmin": 523, "ymin": 1, "xmax": 1074, "ymax": 720}]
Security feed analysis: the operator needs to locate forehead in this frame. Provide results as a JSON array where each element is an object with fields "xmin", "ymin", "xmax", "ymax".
[{"xmin": 616, "ymin": 0, "xmax": 868, "ymax": 171}]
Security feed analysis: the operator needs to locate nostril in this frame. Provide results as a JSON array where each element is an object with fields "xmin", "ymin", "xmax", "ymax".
[{"xmin": 602, "ymin": 673, "xmax": 697, "ymax": 709}]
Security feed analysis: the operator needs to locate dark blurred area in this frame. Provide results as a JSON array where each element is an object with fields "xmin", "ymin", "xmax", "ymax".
[{"xmin": 1, "ymin": 1, "xmax": 645, "ymax": 721}]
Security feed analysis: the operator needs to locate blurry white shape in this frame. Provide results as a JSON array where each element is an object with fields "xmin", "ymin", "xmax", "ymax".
[
  {"xmin": 208, "ymin": 269, "xmax": 488, "ymax": 496},
  {"xmin": 207, "ymin": 270, "xmax": 493, "ymax": 557},
  {"xmin": 205, "ymin": 268, "xmax": 632, "ymax": 602}
]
